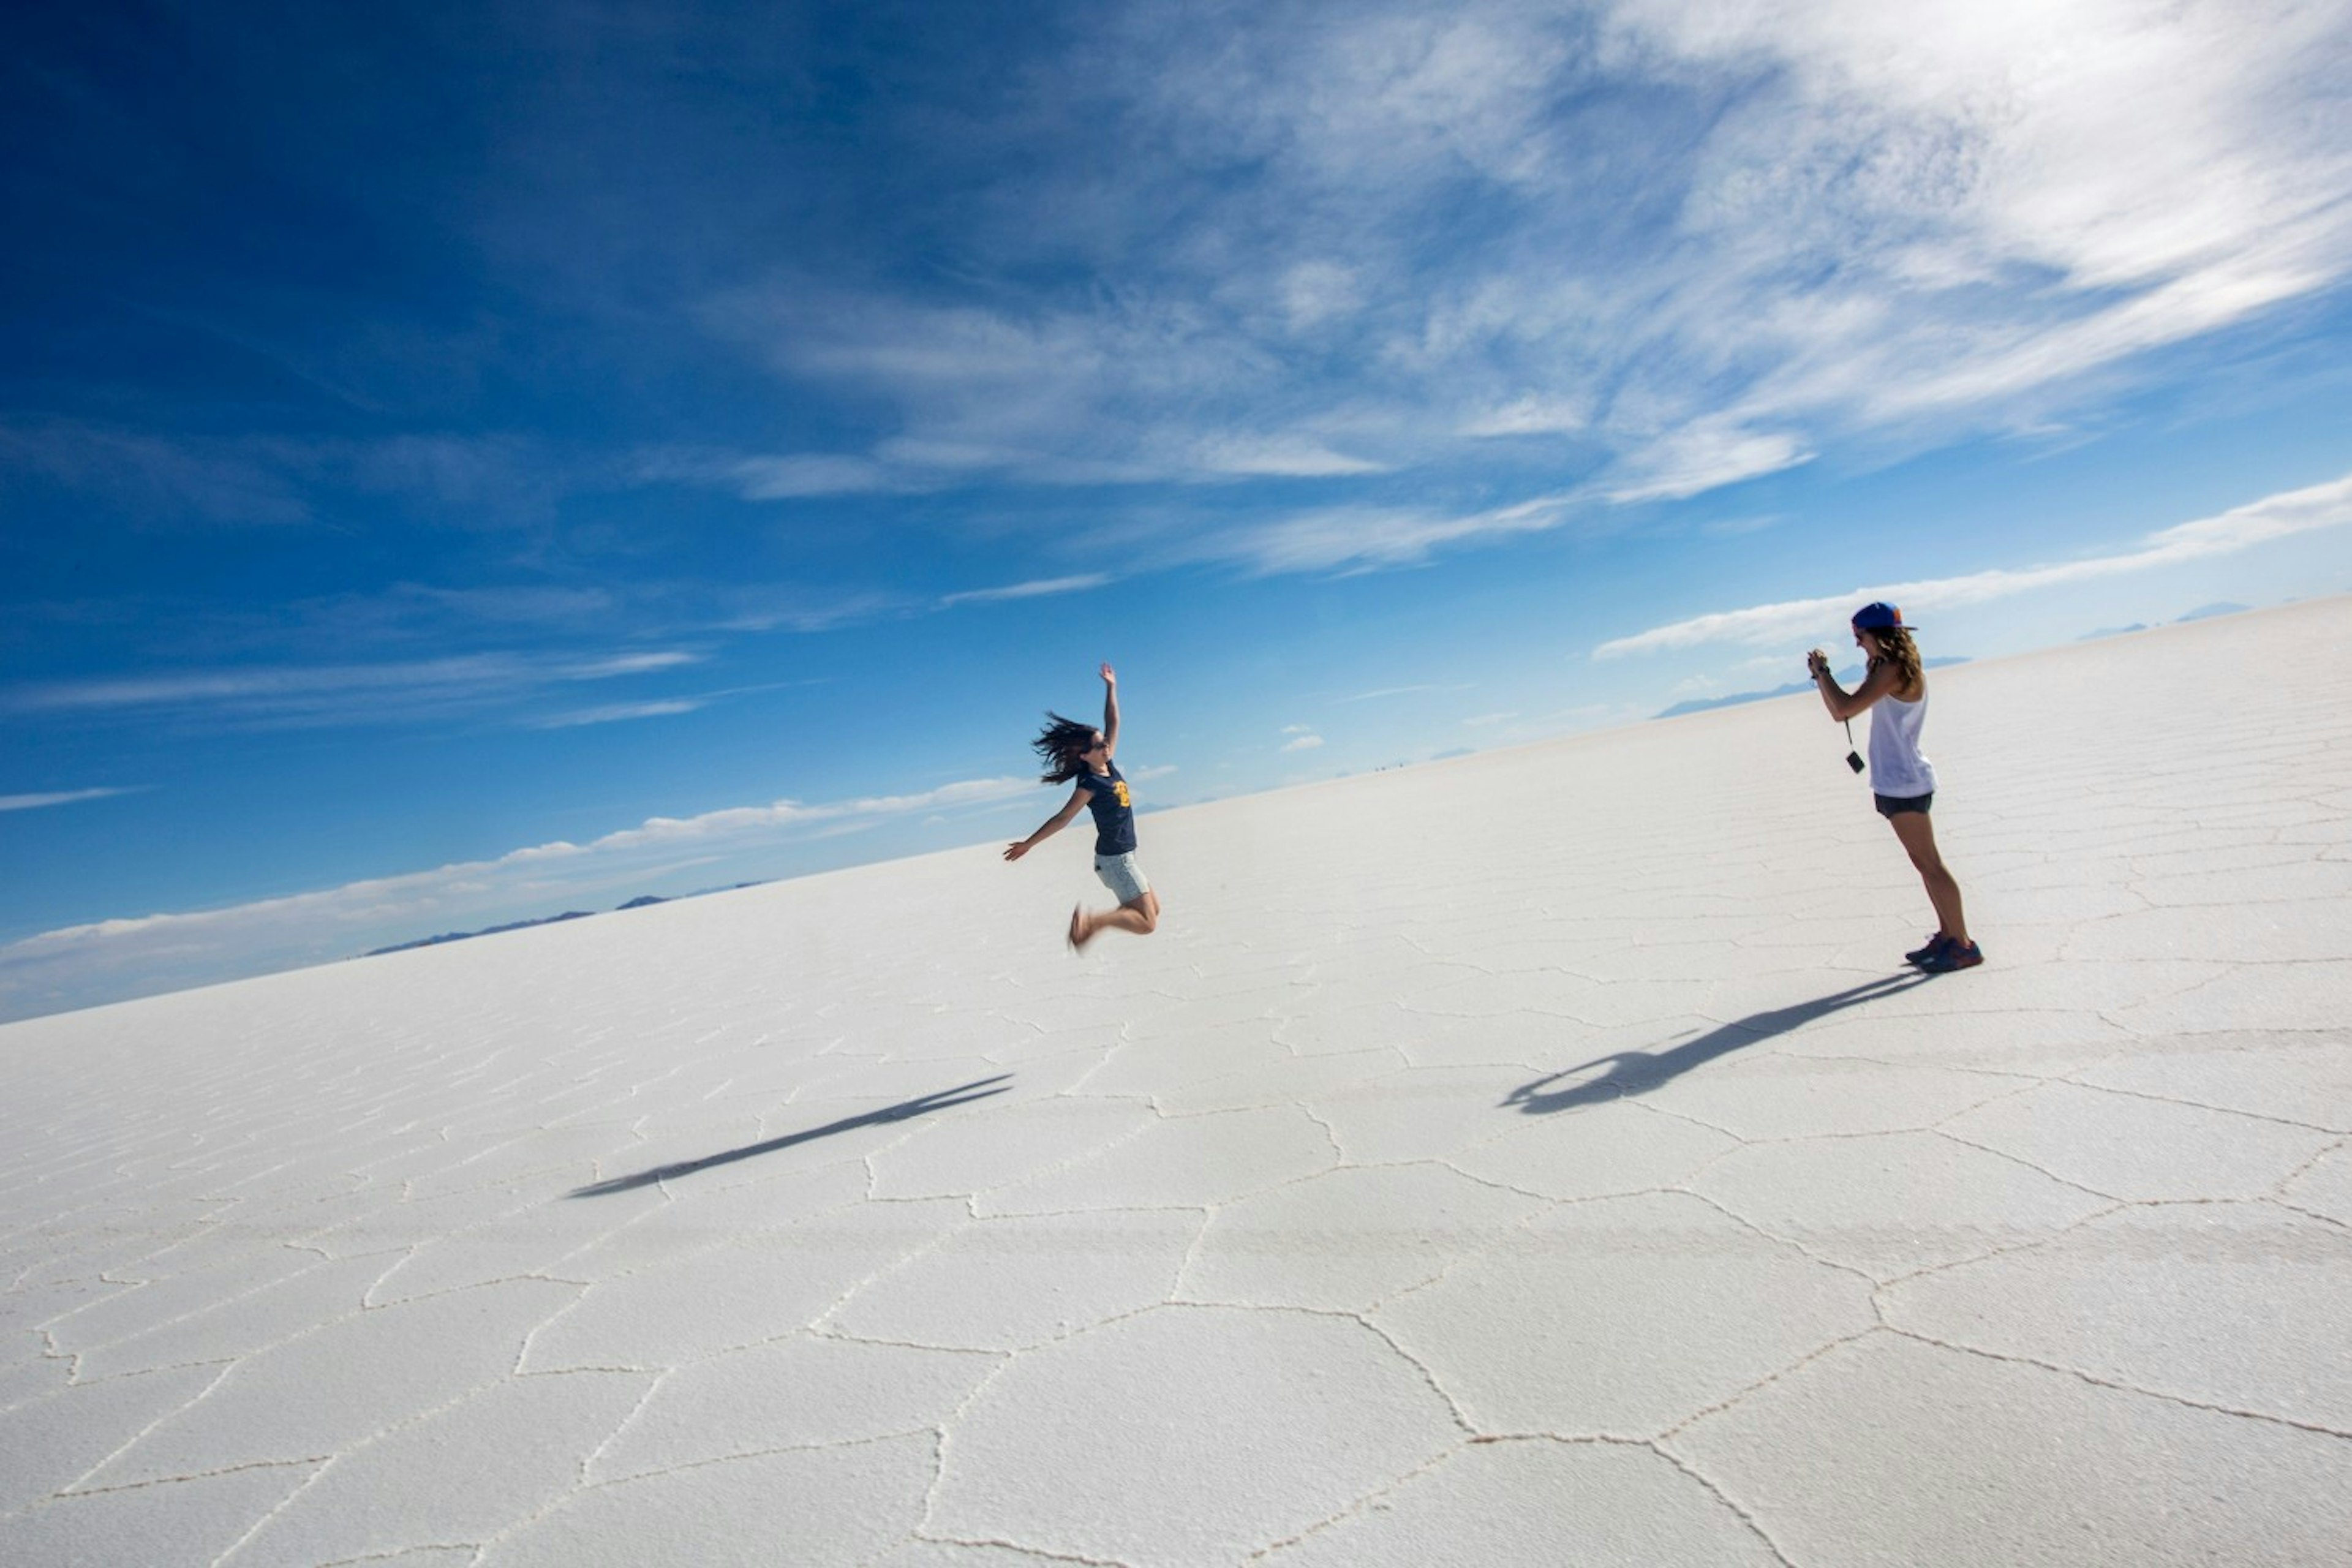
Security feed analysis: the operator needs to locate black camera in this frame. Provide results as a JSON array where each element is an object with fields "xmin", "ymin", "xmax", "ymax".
[{"xmin": 1846, "ymin": 751, "xmax": 1866, "ymax": 774}]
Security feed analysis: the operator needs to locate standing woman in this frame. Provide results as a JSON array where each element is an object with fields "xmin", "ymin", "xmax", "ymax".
[
  {"xmin": 1809, "ymin": 603, "xmax": 1982, "ymax": 973},
  {"xmin": 1004, "ymin": 663, "xmax": 1159, "ymax": 951}
]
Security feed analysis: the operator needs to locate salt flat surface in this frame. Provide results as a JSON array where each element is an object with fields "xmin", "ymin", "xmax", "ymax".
[{"xmin": 4, "ymin": 600, "xmax": 2350, "ymax": 1566}]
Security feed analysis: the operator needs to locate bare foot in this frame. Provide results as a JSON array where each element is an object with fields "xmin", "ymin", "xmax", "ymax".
[{"xmin": 1068, "ymin": 905, "xmax": 1095, "ymax": 952}]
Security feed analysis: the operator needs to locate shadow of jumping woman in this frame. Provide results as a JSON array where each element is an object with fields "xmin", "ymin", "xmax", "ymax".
[
  {"xmin": 567, "ymin": 1075, "xmax": 1013, "ymax": 1197},
  {"xmin": 1504, "ymin": 972, "xmax": 1931, "ymax": 1116}
]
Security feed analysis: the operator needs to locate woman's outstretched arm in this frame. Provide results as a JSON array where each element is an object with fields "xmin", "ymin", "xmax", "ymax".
[
  {"xmin": 1006, "ymin": 788, "xmax": 1088, "ymax": 861},
  {"xmin": 1099, "ymin": 663, "xmax": 1120, "ymax": 756}
]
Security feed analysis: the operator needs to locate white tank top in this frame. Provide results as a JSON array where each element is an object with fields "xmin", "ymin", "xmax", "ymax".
[{"xmin": 1868, "ymin": 688, "xmax": 1939, "ymax": 797}]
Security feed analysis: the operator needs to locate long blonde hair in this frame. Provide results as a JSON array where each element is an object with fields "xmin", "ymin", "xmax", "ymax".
[{"xmin": 1870, "ymin": 625, "xmax": 1924, "ymax": 696}]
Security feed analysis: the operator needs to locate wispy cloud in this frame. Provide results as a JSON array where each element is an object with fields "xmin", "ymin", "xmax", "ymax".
[
  {"xmin": 530, "ymin": 699, "xmax": 706, "ymax": 729},
  {"xmin": 4, "ymin": 649, "xmax": 704, "ymax": 727},
  {"xmin": 636, "ymin": 447, "xmax": 920, "ymax": 500},
  {"xmin": 703, "ymin": 586, "xmax": 908, "ymax": 635},
  {"xmin": 1339, "ymin": 682, "xmax": 1474, "ymax": 703},
  {"xmin": 1280, "ymin": 733, "xmax": 1325, "ymax": 752},
  {"xmin": 662, "ymin": 1, "xmax": 2352, "ymax": 576},
  {"xmin": 1604, "ymin": 426, "xmax": 1812, "ymax": 504},
  {"xmin": 1191, "ymin": 435, "xmax": 1390, "ymax": 478},
  {"xmin": 1594, "ymin": 470, "xmax": 2352, "ymax": 657},
  {"xmin": 0, "ymin": 420, "xmax": 311, "ymax": 526},
  {"xmin": 1205, "ymin": 493, "xmax": 1581, "ymax": 575},
  {"xmin": 1, "ymin": 421, "xmax": 584, "ymax": 530},
  {"xmin": 0, "ymin": 786, "xmax": 141, "ymax": 813},
  {"xmin": 940, "ymin": 574, "xmax": 1112, "ymax": 608}
]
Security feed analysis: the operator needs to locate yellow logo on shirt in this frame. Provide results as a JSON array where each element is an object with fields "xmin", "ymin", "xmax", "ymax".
[{"xmin": 1113, "ymin": 780, "xmax": 1131, "ymax": 808}]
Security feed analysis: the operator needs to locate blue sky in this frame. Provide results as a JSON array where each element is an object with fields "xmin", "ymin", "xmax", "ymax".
[{"xmin": 6, "ymin": 0, "xmax": 2351, "ymax": 1020}]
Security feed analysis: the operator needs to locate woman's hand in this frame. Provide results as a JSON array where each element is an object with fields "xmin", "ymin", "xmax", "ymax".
[
  {"xmin": 1099, "ymin": 662, "xmax": 1117, "ymax": 687},
  {"xmin": 1806, "ymin": 648, "xmax": 1829, "ymax": 679},
  {"xmin": 1003, "ymin": 841, "xmax": 1030, "ymax": 862}
]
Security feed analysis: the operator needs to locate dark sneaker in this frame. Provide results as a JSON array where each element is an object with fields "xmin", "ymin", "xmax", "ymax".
[
  {"xmin": 1905, "ymin": 933, "xmax": 1950, "ymax": 965},
  {"xmin": 1917, "ymin": 940, "xmax": 1983, "ymax": 974}
]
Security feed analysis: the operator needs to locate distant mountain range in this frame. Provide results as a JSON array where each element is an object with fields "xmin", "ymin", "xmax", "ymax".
[
  {"xmin": 2079, "ymin": 601, "xmax": 2250, "ymax": 641},
  {"xmin": 1654, "ymin": 656, "xmax": 1970, "ymax": 720},
  {"xmin": 361, "ymin": 883, "xmax": 766, "ymax": 957}
]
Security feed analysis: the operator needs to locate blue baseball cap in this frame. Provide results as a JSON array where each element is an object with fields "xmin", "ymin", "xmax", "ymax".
[{"xmin": 1850, "ymin": 601, "xmax": 1912, "ymax": 631}]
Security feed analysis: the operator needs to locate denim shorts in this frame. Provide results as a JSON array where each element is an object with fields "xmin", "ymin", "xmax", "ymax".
[
  {"xmin": 1095, "ymin": 851, "xmax": 1152, "ymax": 905},
  {"xmin": 1874, "ymin": 791, "xmax": 1934, "ymax": 818}
]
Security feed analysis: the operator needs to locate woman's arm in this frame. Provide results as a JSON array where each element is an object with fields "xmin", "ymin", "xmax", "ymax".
[
  {"xmin": 1005, "ymin": 787, "xmax": 1089, "ymax": 861},
  {"xmin": 1807, "ymin": 651, "xmax": 1904, "ymax": 723},
  {"xmin": 1099, "ymin": 662, "xmax": 1120, "ymax": 756}
]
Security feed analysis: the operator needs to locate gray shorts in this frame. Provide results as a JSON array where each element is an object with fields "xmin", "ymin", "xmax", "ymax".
[{"xmin": 1094, "ymin": 851, "xmax": 1152, "ymax": 905}]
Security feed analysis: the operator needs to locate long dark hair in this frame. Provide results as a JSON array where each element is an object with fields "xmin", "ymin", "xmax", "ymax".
[{"xmin": 1030, "ymin": 712, "xmax": 1098, "ymax": 785}]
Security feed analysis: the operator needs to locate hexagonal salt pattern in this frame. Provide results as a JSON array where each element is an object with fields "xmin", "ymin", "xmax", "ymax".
[
  {"xmin": 1179, "ymin": 1163, "xmax": 1550, "ymax": 1311},
  {"xmin": 1688, "ymin": 1129, "xmax": 2114, "ymax": 1280},
  {"xmin": 927, "ymin": 1305, "xmax": 1463, "ymax": 1566},
  {"xmin": 1374, "ymin": 1192, "xmax": 1877, "ymax": 1436},
  {"xmin": 1668, "ymin": 1333, "xmax": 2352, "ymax": 1565},
  {"xmin": 1881, "ymin": 1203, "xmax": 2352, "ymax": 1431},
  {"xmin": 1259, "ymin": 1438, "xmax": 1782, "ymax": 1566},
  {"xmin": 4, "ymin": 600, "xmax": 2350, "ymax": 1564}
]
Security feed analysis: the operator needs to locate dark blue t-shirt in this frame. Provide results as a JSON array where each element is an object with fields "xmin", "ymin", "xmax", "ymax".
[{"xmin": 1074, "ymin": 763, "xmax": 1137, "ymax": 856}]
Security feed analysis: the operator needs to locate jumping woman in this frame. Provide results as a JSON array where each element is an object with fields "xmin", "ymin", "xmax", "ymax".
[
  {"xmin": 1005, "ymin": 662, "xmax": 1159, "ymax": 951},
  {"xmin": 1809, "ymin": 603, "xmax": 1982, "ymax": 973}
]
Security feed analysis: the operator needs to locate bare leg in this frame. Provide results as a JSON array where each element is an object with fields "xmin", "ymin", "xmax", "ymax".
[
  {"xmin": 1072, "ymin": 891, "xmax": 1159, "ymax": 951},
  {"xmin": 1888, "ymin": 813, "xmax": 1969, "ymax": 946}
]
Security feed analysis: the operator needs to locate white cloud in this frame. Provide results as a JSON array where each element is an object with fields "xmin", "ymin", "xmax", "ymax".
[
  {"xmin": 940, "ymin": 574, "xmax": 1112, "ymax": 607},
  {"xmin": 1, "ymin": 650, "xmax": 704, "ymax": 729},
  {"xmin": 1278, "ymin": 261, "xmax": 1366, "ymax": 331},
  {"xmin": 1339, "ymin": 682, "xmax": 1474, "ymax": 702},
  {"xmin": 636, "ymin": 447, "xmax": 924, "ymax": 500},
  {"xmin": 530, "ymin": 699, "xmax": 705, "ymax": 728},
  {"xmin": 706, "ymin": 589, "xmax": 904, "ymax": 635},
  {"xmin": 1, "ymin": 423, "xmax": 587, "ymax": 531},
  {"xmin": 1594, "ymin": 469, "xmax": 2352, "ymax": 657},
  {"xmin": 4, "ymin": 653, "xmax": 692, "ymax": 711},
  {"xmin": 0, "ymin": 786, "xmax": 140, "ymax": 813},
  {"xmin": 670, "ymin": 0, "xmax": 2352, "ymax": 573},
  {"xmin": 1209, "ymin": 492, "xmax": 1580, "ymax": 575},
  {"xmin": 1193, "ymin": 435, "xmax": 1389, "ymax": 477},
  {"xmin": 1700, "ymin": 513, "xmax": 1785, "ymax": 539},
  {"xmin": 1600, "ymin": 0, "xmax": 2352, "ymax": 433},
  {"xmin": 1604, "ymin": 425, "xmax": 1812, "ymax": 503},
  {"xmin": 1460, "ymin": 394, "xmax": 1593, "ymax": 438},
  {"xmin": 1281, "ymin": 733, "xmax": 1325, "ymax": 752},
  {"xmin": 732, "ymin": 454, "xmax": 906, "ymax": 498},
  {"xmin": 0, "ymin": 419, "xmax": 311, "ymax": 525}
]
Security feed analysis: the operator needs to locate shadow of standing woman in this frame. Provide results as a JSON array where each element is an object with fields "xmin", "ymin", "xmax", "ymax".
[{"xmin": 1504, "ymin": 971, "xmax": 1931, "ymax": 1115}]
